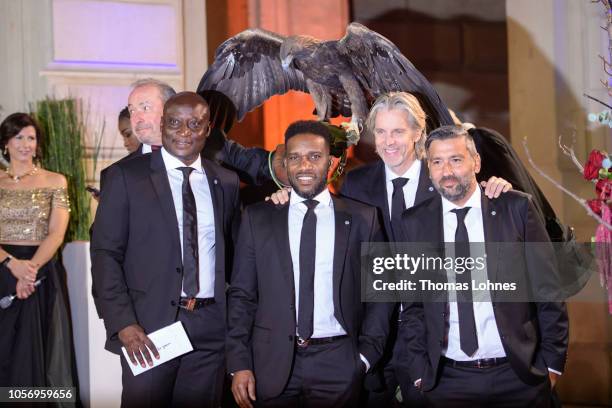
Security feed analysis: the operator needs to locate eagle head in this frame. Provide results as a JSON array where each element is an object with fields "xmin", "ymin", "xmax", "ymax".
[
  {"xmin": 280, "ymin": 38, "xmax": 297, "ymax": 69},
  {"xmin": 280, "ymin": 35, "xmax": 318, "ymax": 69}
]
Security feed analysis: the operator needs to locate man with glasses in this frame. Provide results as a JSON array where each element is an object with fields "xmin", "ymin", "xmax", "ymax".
[{"xmin": 92, "ymin": 92, "xmax": 240, "ymax": 407}]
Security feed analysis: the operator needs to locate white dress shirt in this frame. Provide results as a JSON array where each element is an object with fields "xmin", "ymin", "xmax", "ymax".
[
  {"xmin": 385, "ymin": 159, "xmax": 421, "ymax": 216},
  {"xmin": 141, "ymin": 143, "xmax": 152, "ymax": 154},
  {"xmin": 288, "ymin": 189, "xmax": 345, "ymax": 338},
  {"xmin": 288, "ymin": 188, "xmax": 370, "ymax": 371},
  {"xmin": 161, "ymin": 147, "xmax": 216, "ymax": 298},
  {"xmin": 441, "ymin": 187, "xmax": 507, "ymax": 360}
]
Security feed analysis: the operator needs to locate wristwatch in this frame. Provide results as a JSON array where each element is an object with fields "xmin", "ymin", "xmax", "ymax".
[{"xmin": 1, "ymin": 255, "xmax": 12, "ymax": 268}]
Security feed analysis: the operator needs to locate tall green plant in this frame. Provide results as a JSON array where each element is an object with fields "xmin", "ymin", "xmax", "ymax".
[{"xmin": 31, "ymin": 98, "xmax": 90, "ymax": 242}]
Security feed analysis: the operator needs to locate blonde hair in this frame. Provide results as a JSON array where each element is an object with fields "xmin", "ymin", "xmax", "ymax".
[{"xmin": 366, "ymin": 92, "xmax": 427, "ymax": 158}]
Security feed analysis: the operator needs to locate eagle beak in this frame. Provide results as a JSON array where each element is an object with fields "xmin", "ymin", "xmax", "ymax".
[{"xmin": 281, "ymin": 56, "xmax": 293, "ymax": 70}]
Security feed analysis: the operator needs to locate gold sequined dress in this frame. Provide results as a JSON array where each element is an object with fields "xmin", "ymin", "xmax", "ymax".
[{"xmin": 0, "ymin": 186, "xmax": 79, "ymax": 401}]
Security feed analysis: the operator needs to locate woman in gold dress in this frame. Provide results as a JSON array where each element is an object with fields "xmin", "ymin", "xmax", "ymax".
[{"xmin": 0, "ymin": 112, "xmax": 78, "ymax": 392}]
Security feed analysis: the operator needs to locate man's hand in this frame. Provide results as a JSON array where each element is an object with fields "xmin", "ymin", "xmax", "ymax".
[
  {"xmin": 15, "ymin": 279, "xmax": 35, "ymax": 299},
  {"xmin": 271, "ymin": 144, "xmax": 289, "ymax": 186},
  {"xmin": 118, "ymin": 324, "xmax": 160, "ymax": 368},
  {"xmin": 7, "ymin": 258, "xmax": 37, "ymax": 283},
  {"xmin": 548, "ymin": 372, "xmax": 559, "ymax": 388},
  {"xmin": 232, "ymin": 369, "xmax": 256, "ymax": 408},
  {"xmin": 265, "ymin": 187, "xmax": 291, "ymax": 205},
  {"xmin": 480, "ymin": 176, "xmax": 512, "ymax": 199}
]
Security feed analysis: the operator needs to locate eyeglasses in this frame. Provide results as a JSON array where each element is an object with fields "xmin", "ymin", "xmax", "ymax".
[{"xmin": 164, "ymin": 117, "xmax": 209, "ymax": 132}]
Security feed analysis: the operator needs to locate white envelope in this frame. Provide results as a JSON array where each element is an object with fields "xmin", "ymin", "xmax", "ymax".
[{"xmin": 121, "ymin": 321, "xmax": 194, "ymax": 376}]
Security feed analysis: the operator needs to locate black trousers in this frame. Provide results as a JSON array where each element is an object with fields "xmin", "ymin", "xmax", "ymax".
[
  {"xmin": 256, "ymin": 336, "xmax": 364, "ymax": 408},
  {"xmin": 423, "ymin": 362, "xmax": 551, "ymax": 408},
  {"xmin": 363, "ymin": 307, "xmax": 425, "ymax": 408},
  {"xmin": 120, "ymin": 303, "xmax": 225, "ymax": 408}
]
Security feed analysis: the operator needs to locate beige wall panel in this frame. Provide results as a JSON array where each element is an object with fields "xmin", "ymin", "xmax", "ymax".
[{"xmin": 52, "ymin": 0, "xmax": 179, "ymax": 69}]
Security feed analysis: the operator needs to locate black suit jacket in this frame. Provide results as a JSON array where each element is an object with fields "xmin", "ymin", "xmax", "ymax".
[
  {"xmin": 226, "ymin": 196, "xmax": 392, "ymax": 400},
  {"xmin": 394, "ymin": 190, "xmax": 569, "ymax": 390},
  {"xmin": 340, "ymin": 159, "xmax": 437, "ymax": 241},
  {"xmin": 91, "ymin": 150, "xmax": 240, "ymax": 353},
  {"xmin": 98, "ymin": 145, "xmax": 143, "ymax": 192}
]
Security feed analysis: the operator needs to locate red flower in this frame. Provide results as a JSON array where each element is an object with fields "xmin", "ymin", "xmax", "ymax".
[
  {"xmin": 588, "ymin": 199, "xmax": 603, "ymax": 215},
  {"xmin": 583, "ymin": 150, "xmax": 606, "ymax": 180},
  {"xmin": 596, "ymin": 179, "xmax": 612, "ymax": 200}
]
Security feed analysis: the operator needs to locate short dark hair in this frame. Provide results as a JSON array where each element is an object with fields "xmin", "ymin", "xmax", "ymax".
[
  {"xmin": 425, "ymin": 125, "xmax": 478, "ymax": 157},
  {"xmin": 0, "ymin": 113, "xmax": 43, "ymax": 162},
  {"xmin": 118, "ymin": 106, "xmax": 130, "ymax": 121},
  {"xmin": 284, "ymin": 120, "xmax": 331, "ymax": 149}
]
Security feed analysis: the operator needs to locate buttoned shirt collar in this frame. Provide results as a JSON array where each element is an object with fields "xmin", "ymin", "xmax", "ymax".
[
  {"xmin": 161, "ymin": 147, "xmax": 202, "ymax": 174},
  {"xmin": 441, "ymin": 184, "xmax": 482, "ymax": 214},
  {"xmin": 384, "ymin": 159, "xmax": 421, "ymax": 185},
  {"xmin": 290, "ymin": 187, "xmax": 333, "ymax": 208}
]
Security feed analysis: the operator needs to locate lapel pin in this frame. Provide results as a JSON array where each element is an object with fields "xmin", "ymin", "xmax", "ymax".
[
  {"xmin": 491, "ymin": 210, "xmax": 496, "ymax": 216},
  {"xmin": 428, "ymin": 186, "xmax": 434, "ymax": 192},
  {"xmin": 214, "ymin": 179, "xmax": 218, "ymax": 185}
]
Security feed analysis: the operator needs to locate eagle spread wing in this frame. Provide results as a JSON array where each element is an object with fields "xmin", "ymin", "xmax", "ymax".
[
  {"xmin": 337, "ymin": 22, "xmax": 454, "ymax": 130},
  {"xmin": 197, "ymin": 29, "xmax": 308, "ymax": 131}
]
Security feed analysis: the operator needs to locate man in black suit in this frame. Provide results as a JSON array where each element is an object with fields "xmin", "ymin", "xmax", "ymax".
[
  {"xmin": 340, "ymin": 92, "xmax": 510, "ymax": 407},
  {"xmin": 91, "ymin": 92, "xmax": 240, "ymax": 407},
  {"xmin": 393, "ymin": 125, "xmax": 568, "ymax": 407},
  {"xmin": 228, "ymin": 120, "xmax": 391, "ymax": 408},
  {"xmin": 269, "ymin": 92, "xmax": 513, "ymax": 407}
]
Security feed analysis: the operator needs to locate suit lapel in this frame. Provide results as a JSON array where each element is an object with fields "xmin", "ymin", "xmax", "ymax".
[
  {"xmin": 273, "ymin": 204, "xmax": 296, "ymax": 294},
  {"xmin": 201, "ymin": 159, "xmax": 227, "ymax": 302},
  {"xmin": 201, "ymin": 158, "xmax": 224, "ymax": 245},
  {"xmin": 331, "ymin": 195, "xmax": 351, "ymax": 329},
  {"xmin": 421, "ymin": 195, "xmax": 444, "ymax": 244},
  {"xmin": 420, "ymin": 196, "xmax": 447, "ymax": 316},
  {"xmin": 414, "ymin": 160, "xmax": 437, "ymax": 207},
  {"xmin": 149, "ymin": 150, "xmax": 181, "ymax": 254},
  {"xmin": 481, "ymin": 193, "xmax": 500, "ymax": 295},
  {"xmin": 370, "ymin": 161, "xmax": 393, "ymax": 239}
]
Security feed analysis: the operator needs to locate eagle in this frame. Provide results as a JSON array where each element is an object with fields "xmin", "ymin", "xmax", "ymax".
[{"xmin": 197, "ymin": 22, "xmax": 453, "ymax": 135}]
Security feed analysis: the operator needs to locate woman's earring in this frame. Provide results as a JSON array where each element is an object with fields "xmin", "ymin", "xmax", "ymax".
[{"xmin": 2, "ymin": 146, "xmax": 7, "ymax": 156}]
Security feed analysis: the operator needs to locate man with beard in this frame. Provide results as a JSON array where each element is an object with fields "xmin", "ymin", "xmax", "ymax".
[
  {"xmin": 269, "ymin": 92, "xmax": 512, "ymax": 407},
  {"xmin": 393, "ymin": 125, "xmax": 568, "ymax": 407},
  {"xmin": 227, "ymin": 120, "xmax": 392, "ymax": 408}
]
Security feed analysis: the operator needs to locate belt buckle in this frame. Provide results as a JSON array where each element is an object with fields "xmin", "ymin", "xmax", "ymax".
[
  {"xmin": 296, "ymin": 337, "xmax": 309, "ymax": 348},
  {"xmin": 185, "ymin": 297, "xmax": 196, "ymax": 311}
]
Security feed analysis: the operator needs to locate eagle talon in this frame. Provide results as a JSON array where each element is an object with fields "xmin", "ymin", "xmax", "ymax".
[{"xmin": 340, "ymin": 121, "xmax": 361, "ymax": 146}]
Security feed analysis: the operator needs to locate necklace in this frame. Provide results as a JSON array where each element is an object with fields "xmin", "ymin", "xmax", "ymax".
[{"xmin": 5, "ymin": 165, "xmax": 38, "ymax": 182}]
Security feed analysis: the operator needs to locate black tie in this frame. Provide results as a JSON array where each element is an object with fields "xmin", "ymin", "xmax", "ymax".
[
  {"xmin": 451, "ymin": 207, "xmax": 479, "ymax": 356},
  {"xmin": 298, "ymin": 199, "xmax": 318, "ymax": 340},
  {"xmin": 178, "ymin": 167, "xmax": 199, "ymax": 297},
  {"xmin": 391, "ymin": 177, "xmax": 409, "ymax": 238}
]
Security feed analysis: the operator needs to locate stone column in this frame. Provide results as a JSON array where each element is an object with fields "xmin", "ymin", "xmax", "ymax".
[{"xmin": 507, "ymin": 1, "xmax": 611, "ymax": 405}]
